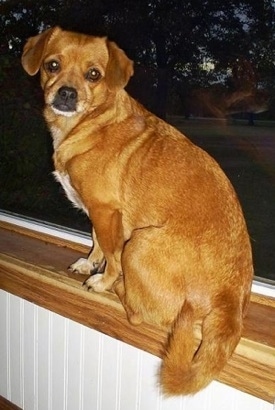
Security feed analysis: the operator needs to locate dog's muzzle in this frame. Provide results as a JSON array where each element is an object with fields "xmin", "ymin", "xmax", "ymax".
[{"xmin": 52, "ymin": 86, "xmax": 77, "ymax": 113}]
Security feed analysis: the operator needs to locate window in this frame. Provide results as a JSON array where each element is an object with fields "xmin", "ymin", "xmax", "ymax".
[
  {"xmin": 0, "ymin": 3, "xmax": 275, "ymax": 403},
  {"xmin": 0, "ymin": 1, "xmax": 275, "ymax": 284}
]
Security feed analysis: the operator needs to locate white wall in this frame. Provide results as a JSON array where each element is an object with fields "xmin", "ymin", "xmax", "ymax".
[{"xmin": 0, "ymin": 290, "xmax": 273, "ymax": 410}]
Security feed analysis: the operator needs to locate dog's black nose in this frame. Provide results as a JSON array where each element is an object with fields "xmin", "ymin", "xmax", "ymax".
[
  {"xmin": 53, "ymin": 86, "xmax": 78, "ymax": 113},
  {"xmin": 58, "ymin": 86, "xmax": 77, "ymax": 101}
]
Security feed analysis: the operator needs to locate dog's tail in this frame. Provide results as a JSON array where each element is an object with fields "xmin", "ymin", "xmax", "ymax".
[{"xmin": 160, "ymin": 294, "xmax": 244, "ymax": 395}]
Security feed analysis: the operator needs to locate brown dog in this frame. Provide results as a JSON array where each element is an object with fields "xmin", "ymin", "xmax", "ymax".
[{"xmin": 22, "ymin": 27, "xmax": 253, "ymax": 395}]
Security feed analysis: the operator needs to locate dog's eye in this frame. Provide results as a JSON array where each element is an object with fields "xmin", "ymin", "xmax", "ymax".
[
  {"xmin": 45, "ymin": 60, "xmax": 60, "ymax": 73},
  {"xmin": 86, "ymin": 68, "xmax": 101, "ymax": 82}
]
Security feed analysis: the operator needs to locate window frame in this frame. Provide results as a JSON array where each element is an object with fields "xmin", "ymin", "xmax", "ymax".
[{"xmin": 1, "ymin": 210, "xmax": 274, "ymax": 298}]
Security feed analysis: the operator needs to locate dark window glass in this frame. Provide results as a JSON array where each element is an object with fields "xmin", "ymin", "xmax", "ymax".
[{"xmin": 1, "ymin": 1, "xmax": 274, "ymax": 282}]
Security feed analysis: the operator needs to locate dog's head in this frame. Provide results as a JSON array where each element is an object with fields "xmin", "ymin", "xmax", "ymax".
[{"xmin": 21, "ymin": 26, "xmax": 134, "ymax": 117}]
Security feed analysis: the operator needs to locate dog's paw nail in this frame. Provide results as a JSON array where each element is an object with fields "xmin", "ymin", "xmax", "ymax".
[
  {"xmin": 82, "ymin": 279, "xmax": 95, "ymax": 293},
  {"xmin": 82, "ymin": 282, "xmax": 91, "ymax": 291}
]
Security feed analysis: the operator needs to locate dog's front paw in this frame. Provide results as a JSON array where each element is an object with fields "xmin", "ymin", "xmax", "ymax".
[
  {"xmin": 69, "ymin": 257, "xmax": 95, "ymax": 275},
  {"xmin": 83, "ymin": 274, "xmax": 108, "ymax": 292}
]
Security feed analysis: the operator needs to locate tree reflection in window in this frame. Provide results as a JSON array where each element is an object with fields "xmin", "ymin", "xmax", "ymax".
[{"xmin": 0, "ymin": 0, "xmax": 274, "ymax": 281}]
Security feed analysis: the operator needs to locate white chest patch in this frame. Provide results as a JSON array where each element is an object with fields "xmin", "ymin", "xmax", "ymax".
[
  {"xmin": 53, "ymin": 171, "xmax": 88, "ymax": 215},
  {"xmin": 50, "ymin": 126, "xmax": 63, "ymax": 150}
]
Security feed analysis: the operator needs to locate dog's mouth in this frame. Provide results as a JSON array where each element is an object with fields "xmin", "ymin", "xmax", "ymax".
[{"xmin": 51, "ymin": 86, "xmax": 78, "ymax": 116}]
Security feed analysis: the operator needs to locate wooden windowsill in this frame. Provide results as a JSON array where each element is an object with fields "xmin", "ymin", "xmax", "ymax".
[
  {"xmin": 0, "ymin": 222, "xmax": 274, "ymax": 403},
  {"xmin": 0, "ymin": 395, "xmax": 22, "ymax": 410}
]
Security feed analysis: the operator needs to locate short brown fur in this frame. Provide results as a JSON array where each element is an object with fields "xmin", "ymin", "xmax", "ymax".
[{"xmin": 22, "ymin": 27, "xmax": 253, "ymax": 395}]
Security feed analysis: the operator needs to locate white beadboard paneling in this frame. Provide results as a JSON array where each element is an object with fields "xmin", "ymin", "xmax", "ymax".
[
  {"xmin": 48, "ymin": 311, "xmax": 53, "ymax": 410},
  {"xmin": 66, "ymin": 319, "xmax": 83, "ymax": 410},
  {"xmin": 196, "ymin": 381, "xmax": 231, "ymax": 410},
  {"xmin": 100, "ymin": 334, "xmax": 122, "ymax": 410},
  {"xmin": 119, "ymin": 342, "xmax": 142, "ymax": 410},
  {"xmin": 36, "ymin": 304, "xmax": 50, "ymax": 410},
  {"xmin": 232, "ymin": 386, "xmax": 273, "ymax": 410},
  {"xmin": 0, "ymin": 290, "xmax": 8, "ymax": 398},
  {"xmin": 9, "ymin": 293, "xmax": 23, "ymax": 408},
  {"xmin": 0, "ymin": 290, "xmax": 274, "ymax": 410},
  {"xmin": 115, "ymin": 340, "xmax": 123, "ymax": 410},
  {"xmin": 81, "ymin": 324, "xmax": 102, "ymax": 409},
  {"xmin": 79, "ymin": 325, "xmax": 85, "ymax": 410},
  {"xmin": 138, "ymin": 350, "xmax": 161, "ymax": 410},
  {"xmin": 23, "ymin": 299, "xmax": 36, "ymax": 410},
  {"xmin": 51, "ymin": 312, "xmax": 66, "ymax": 410}
]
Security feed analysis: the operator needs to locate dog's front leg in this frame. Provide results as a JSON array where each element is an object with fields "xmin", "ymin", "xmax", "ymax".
[
  {"xmin": 69, "ymin": 228, "xmax": 105, "ymax": 275},
  {"xmin": 83, "ymin": 207, "xmax": 124, "ymax": 293}
]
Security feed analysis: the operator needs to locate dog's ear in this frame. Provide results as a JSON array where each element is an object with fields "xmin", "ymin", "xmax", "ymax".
[
  {"xmin": 105, "ymin": 41, "xmax": 134, "ymax": 91},
  {"xmin": 21, "ymin": 27, "xmax": 61, "ymax": 76}
]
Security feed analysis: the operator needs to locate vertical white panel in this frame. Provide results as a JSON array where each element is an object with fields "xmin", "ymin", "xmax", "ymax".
[
  {"xmin": 23, "ymin": 299, "xmax": 36, "ymax": 410},
  {"xmin": 115, "ymin": 340, "xmax": 123, "ymax": 410},
  {"xmin": 100, "ymin": 334, "xmax": 121, "ymax": 410},
  {"xmin": 9, "ymin": 294, "xmax": 22, "ymax": 408},
  {"xmin": 182, "ymin": 383, "xmax": 213, "ymax": 410},
  {"xmin": 19, "ymin": 298, "xmax": 25, "ymax": 406},
  {"xmin": 81, "ymin": 324, "xmax": 102, "ymax": 410},
  {"xmin": 206, "ymin": 381, "xmax": 235, "ymax": 410},
  {"xmin": 6, "ymin": 292, "xmax": 11, "ymax": 401},
  {"xmin": 66, "ymin": 319, "xmax": 82, "ymax": 410},
  {"xmin": 119, "ymin": 342, "xmax": 142, "ymax": 410},
  {"xmin": 79, "ymin": 324, "xmax": 85, "ymax": 410},
  {"xmin": 97, "ymin": 332, "xmax": 104, "ymax": 410},
  {"xmin": 161, "ymin": 395, "xmax": 185, "ymax": 410},
  {"xmin": 51, "ymin": 312, "xmax": 66, "ymax": 410},
  {"xmin": 36, "ymin": 305, "xmax": 50, "ymax": 410},
  {"xmin": 0, "ymin": 290, "xmax": 8, "ymax": 398},
  {"xmin": 138, "ymin": 349, "xmax": 162, "ymax": 410},
  {"xmin": 48, "ymin": 310, "xmax": 53, "ymax": 410},
  {"xmin": 230, "ymin": 385, "xmax": 274, "ymax": 410}
]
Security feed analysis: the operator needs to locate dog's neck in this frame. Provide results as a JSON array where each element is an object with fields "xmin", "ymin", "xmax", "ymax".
[
  {"xmin": 45, "ymin": 89, "xmax": 143, "ymax": 151},
  {"xmin": 44, "ymin": 109, "xmax": 83, "ymax": 150}
]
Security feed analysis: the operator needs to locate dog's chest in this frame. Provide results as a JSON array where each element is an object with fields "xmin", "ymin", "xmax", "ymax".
[{"xmin": 53, "ymin": 171, "xmax": 88, "ymax": 215}]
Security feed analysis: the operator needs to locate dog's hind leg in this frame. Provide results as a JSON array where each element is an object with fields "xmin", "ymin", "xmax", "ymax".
[
  {"xmin": 117, "ymin": 226, "xmax": 185, "ymax": 326},
  {"xmin": 114, "ymin": 277, "xmax": 143, "ymax": 325}
]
